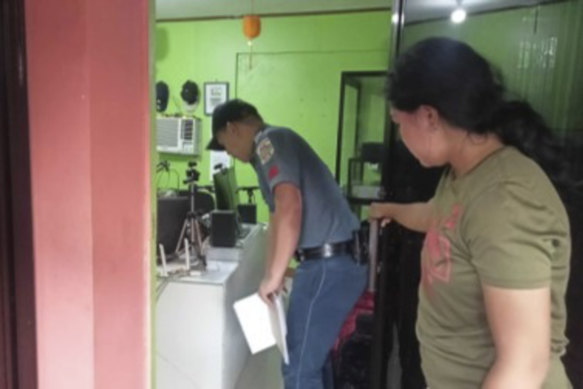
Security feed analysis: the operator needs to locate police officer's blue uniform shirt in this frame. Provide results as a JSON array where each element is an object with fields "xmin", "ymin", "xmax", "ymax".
[{"xmin": 250, "ymin": 125, "xmax": 359, "ymax": 249}]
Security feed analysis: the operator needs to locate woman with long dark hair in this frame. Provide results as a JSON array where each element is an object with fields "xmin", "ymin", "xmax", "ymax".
[{"xmin": 370, "ymin": 37, "xmax": 572, "ymax": 388}]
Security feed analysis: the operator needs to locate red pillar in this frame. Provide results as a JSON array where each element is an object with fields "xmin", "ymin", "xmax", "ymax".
[{"xmin": 25, "ymin": 0, "xmax": 152, "ymax": 387}]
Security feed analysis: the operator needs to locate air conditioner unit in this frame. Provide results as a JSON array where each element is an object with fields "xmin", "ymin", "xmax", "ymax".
[{"xmin": 156, "ymin": 117, "xmax": 202, "ymax": 155}]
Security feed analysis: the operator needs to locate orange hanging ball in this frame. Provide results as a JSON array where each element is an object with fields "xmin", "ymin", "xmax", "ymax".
[{"xmin": 243, "ymin": 15, "xmax": 261, "ymax": 40}]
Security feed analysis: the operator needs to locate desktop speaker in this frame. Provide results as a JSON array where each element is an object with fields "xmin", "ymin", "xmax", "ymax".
[
  {"xmin": 210, "ymin": 210, "xmax": 237, "ymax": 248},
  {"xmin": 237, "ymin": 204, "xmax": 257, "ymax": 224}
]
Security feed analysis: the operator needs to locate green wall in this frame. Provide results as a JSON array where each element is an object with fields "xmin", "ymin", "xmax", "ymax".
[
  {"xmin": 358, "ymin": 78, "xmax": 386, "ymax": 185},
  {"xmin": 155, "ymin": 11, "xmax": 391, "ymax": 222},
  {"xmin": 402, "ymin": 0, "xmax": 583, "ymax": 135},
  {"xmin": 337, "ymin": 76, "xmax": 386, "ymax": 190}
]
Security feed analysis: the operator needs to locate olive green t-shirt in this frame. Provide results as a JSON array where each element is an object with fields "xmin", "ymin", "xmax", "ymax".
[{"xmin": 417, "ymin": 146, "xmax": 571, "ymax": 388}]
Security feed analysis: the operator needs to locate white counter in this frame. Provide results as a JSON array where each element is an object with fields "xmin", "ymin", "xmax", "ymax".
[{"xmin": 156, "ymin": 224, "xmax": 267, "ymax": 389}]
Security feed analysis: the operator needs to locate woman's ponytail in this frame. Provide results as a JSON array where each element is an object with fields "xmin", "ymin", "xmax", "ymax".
[
  {"xmin": 487, "ymin": 101, "xmax": 569, "ymax": 185},
  {"xmin": 388, "ymin": 37, "xmax": 580, "ymax": 199}
]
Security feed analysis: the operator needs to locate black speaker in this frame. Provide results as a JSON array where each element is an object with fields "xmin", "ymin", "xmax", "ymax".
[
  {"xmin": 237, "ymin": 204, "xmax": 257, "ymax": 224},
  {"xmin": 360, "ymin": 142, "xmax": 384, "ymax": 164},
  {"xmin": 210, "ymin": 210, "xmax": 237, "ymax": 248}
]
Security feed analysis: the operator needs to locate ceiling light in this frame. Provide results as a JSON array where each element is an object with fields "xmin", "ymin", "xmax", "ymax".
[
  {"xmin": 451, "ymin": 7, "xmax": 467, "ymax": 23},
  {"xmin": 391, "ymin": 13, "xmax": 399, "ymax": 24}
]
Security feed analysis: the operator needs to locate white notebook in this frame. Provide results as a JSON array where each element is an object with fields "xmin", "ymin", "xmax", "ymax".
[{"xmin": 233, "ymin": 292, "xmax": 289, "ymax": 364}]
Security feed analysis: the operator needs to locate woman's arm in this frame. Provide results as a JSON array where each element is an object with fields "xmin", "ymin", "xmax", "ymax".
[
  {"xmin": 481, "ymin": 285, "xmax": 551, "ymax": 389},
  {"xmin": 369, "ymin": 201, "xmax": 433, "ymax": 233}
]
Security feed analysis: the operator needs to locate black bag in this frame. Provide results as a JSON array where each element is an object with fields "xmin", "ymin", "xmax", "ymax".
[{"xmin": 333, "ymin": 220, "xmax": 379, "ymax": 388}]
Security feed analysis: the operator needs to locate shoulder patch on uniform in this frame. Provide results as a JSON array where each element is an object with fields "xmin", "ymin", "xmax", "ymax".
[
  {"xmin": 268, "ymin": 165, "xmax": 279, "ymax": 180},
  {"xmin": 257, "ymin": 138, "xmax": 275, "ymax": 165}
]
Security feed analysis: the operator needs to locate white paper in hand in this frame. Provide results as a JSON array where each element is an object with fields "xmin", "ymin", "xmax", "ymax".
[
  {"xmin": 233, "ymin": 293, "xmax": 289, "ymax": 364},
  {"xmin": 268, "ymin": 293, "xmax": 289, "ymax": 364}
]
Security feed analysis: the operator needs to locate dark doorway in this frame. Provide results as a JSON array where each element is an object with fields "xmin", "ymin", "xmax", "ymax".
[{"xmin": 1, "ymin": 0, "xmax": 38, "ymax": 387}]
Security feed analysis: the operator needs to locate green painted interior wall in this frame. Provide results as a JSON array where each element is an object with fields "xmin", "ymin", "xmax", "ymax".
[
  {"xmin": 358, "ymin": 78, "xmax": 386, "ymax": 186},
  {"xmin": 337, "ymin": 76, "xmax": 386, "ymax": 190},
  {"xmin": 402, "ymin": 0, "xmax": 583, "ymax": 135},
  {"xmin": 359, "ymin": 80, "xmax": 387, "ymax": 145},
  {"xmin": 155, "ymin": 11, "xmax": 391, "ymax": 222},
  {"xmin": 237, "ymin": 51, "xmax": 388, "ymax": 221}
]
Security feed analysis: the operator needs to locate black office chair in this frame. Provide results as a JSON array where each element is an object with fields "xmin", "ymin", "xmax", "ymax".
[
  {"xmin": 157, "ymin": 190, "xmax": 215, "ymax": 258},
  {"xmin": 176, "ymin": 189, "xmax": 215, "ymax": 215}
]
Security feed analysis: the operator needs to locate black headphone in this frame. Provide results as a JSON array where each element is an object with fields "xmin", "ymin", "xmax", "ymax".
[
  {"xmin": 156, "ymin": 81, "xmax": 169, "ymax": 113},
  {"xmin": 181, "ymin": 80, "xmax": 200, "ymax": 106}
]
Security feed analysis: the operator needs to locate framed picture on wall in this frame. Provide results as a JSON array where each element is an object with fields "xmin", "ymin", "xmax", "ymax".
[{"xmin": 204, "ymin": 82, "xmax": 229, "ymax": 116}]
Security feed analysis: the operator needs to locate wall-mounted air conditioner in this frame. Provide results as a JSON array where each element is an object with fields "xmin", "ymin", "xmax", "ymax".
[{"xmin": 156, "ymin": 117, "xmax": 202, "ymax": 155}]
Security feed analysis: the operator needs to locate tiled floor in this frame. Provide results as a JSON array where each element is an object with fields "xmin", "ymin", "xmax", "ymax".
[
  {"xmin": 234, "ymin": 282, "xmax": 401, "ymax": 389},
  {"xmin": 235, "ymin": 330, "xmax": 401, "ymax": 389},
  {"xmin": 236, "ymin": 348, "xmax": 283, "ymax": 389}
]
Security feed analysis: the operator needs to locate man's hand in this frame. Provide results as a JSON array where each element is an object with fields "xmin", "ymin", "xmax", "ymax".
[{"xmin": 258, "ymin": 274, "xmax": 284, "ymax": 305}]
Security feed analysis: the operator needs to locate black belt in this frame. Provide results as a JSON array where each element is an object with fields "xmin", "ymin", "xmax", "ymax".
[{"xmin": 295, "ymin": 240, "xmax": 354, "ymax": 262}]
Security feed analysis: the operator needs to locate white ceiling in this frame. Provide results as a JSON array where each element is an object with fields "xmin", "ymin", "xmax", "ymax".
[
  {"xmin": 402, "ymin": 0, "xmax": 551, "ymax": 22},
  {"xmin": 155, "ymin": 0, "xmax": 391, "ymax": 20},
  {"xmin": 155, "ymin": 0, "xmax": 554, "ymax": 22}
]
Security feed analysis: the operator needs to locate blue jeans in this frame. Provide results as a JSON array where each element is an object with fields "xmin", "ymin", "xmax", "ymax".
[{"xmin": 283, "ymin": 254, "xmax": 368, "ymax": 389}]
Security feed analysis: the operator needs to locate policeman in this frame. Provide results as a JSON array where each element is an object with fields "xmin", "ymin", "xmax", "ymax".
[{"xmin": 207, "ymin": 99, "xmax": 367, "ymax": 389}]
